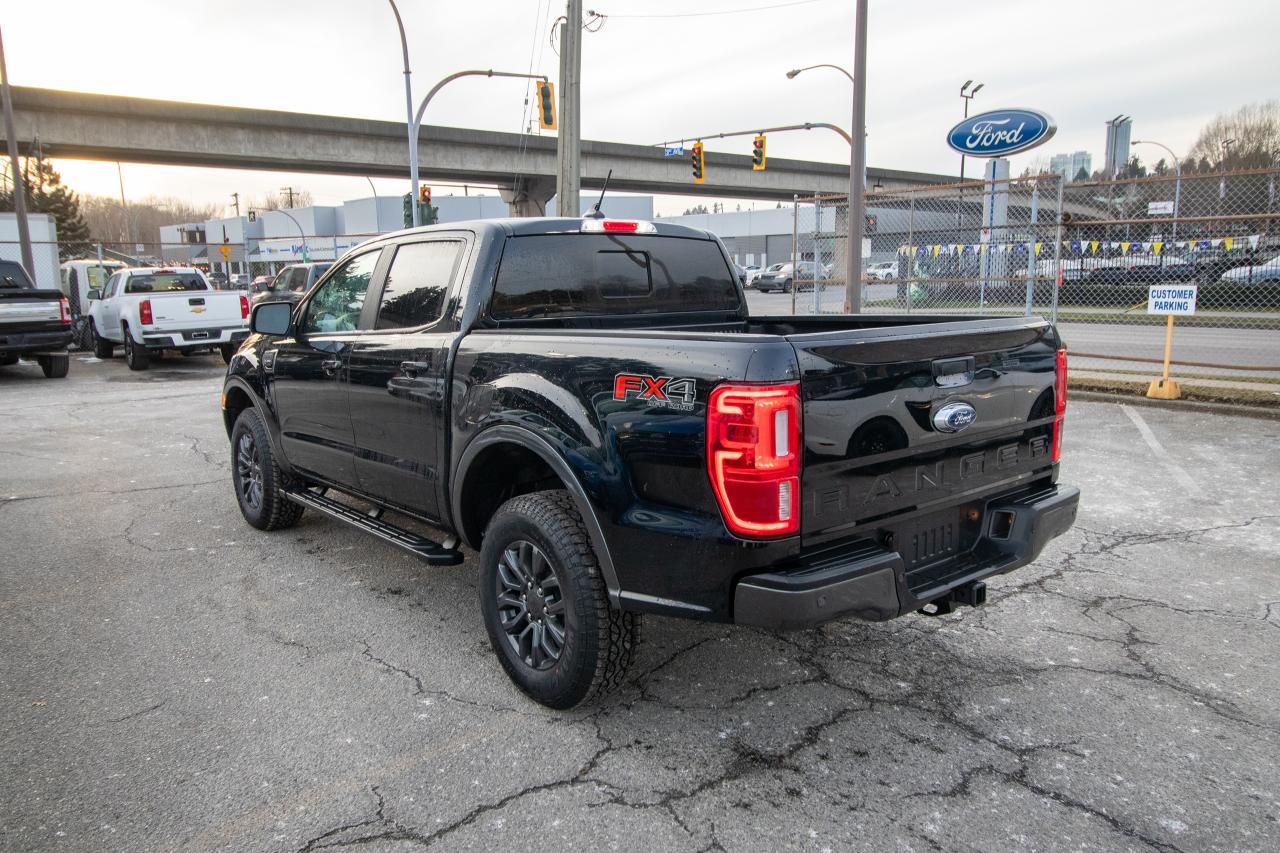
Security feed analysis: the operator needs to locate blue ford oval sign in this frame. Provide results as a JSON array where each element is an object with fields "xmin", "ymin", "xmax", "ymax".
[
  {"xmin": 933, "ymin": 402, "xmax": 978, "ymax": 433},
  {"xmin": 947, "ymin": 108, "xmax": 1057, "ymax": 158}
]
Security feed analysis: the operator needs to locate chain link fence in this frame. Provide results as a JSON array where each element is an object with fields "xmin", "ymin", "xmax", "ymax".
[{"xmin": 774, "ymin": 168, "xmax": 1280, "ymax": 400}]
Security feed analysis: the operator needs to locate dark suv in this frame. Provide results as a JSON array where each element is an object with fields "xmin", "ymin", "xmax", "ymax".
[{"xmin": 251, "ymin": 262, "xmax": 333, "ymax": 305}]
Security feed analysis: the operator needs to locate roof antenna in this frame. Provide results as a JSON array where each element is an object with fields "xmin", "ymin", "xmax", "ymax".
[{"xmin": 586, "ymin": 169, "xmax": 612, "ymax": 219}]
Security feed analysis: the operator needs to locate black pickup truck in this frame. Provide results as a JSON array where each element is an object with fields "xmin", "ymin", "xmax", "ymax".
[
  {"xmin": 0, "ymin": 260, "xmax": 72, "ymax": 378},
  {"xmin": 222, "ymin": 216, "xmax": 1078, "ymax": 708}
]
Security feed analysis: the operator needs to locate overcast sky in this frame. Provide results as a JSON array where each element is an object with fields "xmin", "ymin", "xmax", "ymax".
[{"xmin": 5, "ymin": 0, "xmax": 1278, "ymax": 216}]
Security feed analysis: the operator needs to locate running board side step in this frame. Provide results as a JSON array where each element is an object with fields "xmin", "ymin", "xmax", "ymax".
[{"xmin": 282, "ymin": 487, "xmax": 464, "ymax": 566}]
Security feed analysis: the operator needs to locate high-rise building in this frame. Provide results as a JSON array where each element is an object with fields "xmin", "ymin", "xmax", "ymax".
[
  {"xmin": 1050, "ymin": 151, "xmax": 1093, "ymax": 181},
  {"xmin": 1104, "ymin": 117, "xmax": 1133, "ymax": 177}
]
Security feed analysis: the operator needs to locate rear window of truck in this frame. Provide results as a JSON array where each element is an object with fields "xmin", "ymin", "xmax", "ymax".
[
  {"xmin": 125, "ymin": 274, "xmax": 207, "ymax": 293},
  {"xmin": 490, "ymin": 234, "xmax": 740, "ymax": 320}
]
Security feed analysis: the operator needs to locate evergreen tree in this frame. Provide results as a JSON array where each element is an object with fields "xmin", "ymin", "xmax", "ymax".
[{"xmin": 0, "ymin": 158, "xmax": 92, "ymax": 259}]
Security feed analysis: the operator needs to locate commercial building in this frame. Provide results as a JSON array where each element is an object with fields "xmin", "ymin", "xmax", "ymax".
[{"xmin": 1049, "ymin": 151, "xmax": 1093, "ymax": 181}]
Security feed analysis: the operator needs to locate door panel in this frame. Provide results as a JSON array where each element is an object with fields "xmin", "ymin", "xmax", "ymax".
[
  {"xmin": 348, "ymin": 239, "xmax": 465, "ymax": 518},
  {"xmin": 267, "ymin": 248, "xmax": 385, "ymax": 490}
]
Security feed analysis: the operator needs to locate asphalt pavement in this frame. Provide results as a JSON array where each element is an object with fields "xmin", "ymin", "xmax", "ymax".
[{"xmin": 3, "ymin": 354, "xmax": 1279, "ymax": 852}]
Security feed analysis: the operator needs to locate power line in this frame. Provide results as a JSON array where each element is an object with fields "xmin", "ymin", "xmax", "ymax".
[{"xmin": 589, "ymin": 0, "xmax": 822, "ymax": 19}]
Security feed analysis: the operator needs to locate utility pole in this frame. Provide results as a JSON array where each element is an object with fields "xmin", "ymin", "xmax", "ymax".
[
  {"xmin": 556, "ymin": 0, "xmax": 582, "ymax": 217},
  {"xmin": 280, "ymin": 186, "xmax": 296, "ymax": 209},
  {"xmin": 0, "ymin": 25, "xmax": 35, "ymax": 278},
  {"xmin": 230, "ymin": 192, "xmax": 240, "ymax": 217},
  {"xmin": 845, "ymin": 0, "xmax": 868, "ymax": 314}
]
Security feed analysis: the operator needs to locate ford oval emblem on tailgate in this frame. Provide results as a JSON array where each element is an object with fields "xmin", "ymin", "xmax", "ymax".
[{"xmin": 933, "ymin": 402, "xmax": 978, "ymax": 433}]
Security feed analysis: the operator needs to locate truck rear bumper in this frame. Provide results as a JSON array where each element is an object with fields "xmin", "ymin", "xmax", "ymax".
[
  {"xmin": 141, "ymin": 327, "xmax": 249, "ymax": 349},
  {"xmin": 0, "ymin": 329, "xmax": 73, "ymax": 354},
  {"xmin": 733, "ymin": 484, "xmax": 1080, "ymax": 631}
]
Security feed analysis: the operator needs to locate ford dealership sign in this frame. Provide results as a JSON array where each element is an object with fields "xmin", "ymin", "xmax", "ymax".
[{"xmin": 947, "ymin": 108, "xmax": 1057, "ymax": 158}]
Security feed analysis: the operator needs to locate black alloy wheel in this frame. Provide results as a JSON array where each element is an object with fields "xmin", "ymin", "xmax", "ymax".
[
  {"xmin": 494, "ymin": 540, "xmax": 566, "ymax": 670},
  {"xmin": 236, "ymin": 431, "xmax": 264, "ymax": 512}
]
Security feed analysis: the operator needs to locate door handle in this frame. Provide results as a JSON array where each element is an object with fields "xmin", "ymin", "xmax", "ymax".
[
  {"xmin": 399, "ymin": 361, "xmax": 431, "ymax": 378},
  {"xmin": 321, "ymin": 358, "xmax": 341, "ymax": 375}
]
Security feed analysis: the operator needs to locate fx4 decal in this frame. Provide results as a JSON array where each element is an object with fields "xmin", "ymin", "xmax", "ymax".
[{"xmin": 613, "ymin": 373, "xmax": 697, "ymax": 411}]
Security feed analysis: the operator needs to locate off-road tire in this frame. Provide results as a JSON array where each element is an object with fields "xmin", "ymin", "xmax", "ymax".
[
  {"xmin": 123, "ymin": 328, "xmax": 150, "ymax": 371},
  {"xmin": 231, "ymin": 407, "xmax": 304, "ymax": 531},
  {"xmin": 479, "ymin": 490, "xmax": 639, "ymax": 709},
  {"xmin": 38, "ymin": 355, "xmax": 69, "ymax": 378},
  {"xmin": 92, "ymin": 321, "xmax": 114, "ymax": 359}
]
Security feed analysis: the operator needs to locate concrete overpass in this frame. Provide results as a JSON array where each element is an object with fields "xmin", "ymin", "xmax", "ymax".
[{"xmin": 3, "ymin": 87, "xmax": 955, "ymax": 215}]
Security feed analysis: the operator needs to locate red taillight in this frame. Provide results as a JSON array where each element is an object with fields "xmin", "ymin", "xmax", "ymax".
[
  {"xmin": 58, "ymin": 296, "xmax": 71, "ymax": 325},
  {"xmin": 602, "ymin": 220, "xmax": 639, "ymax": 233},
  {"xmin": 139, "ymin": 299, "xmax": 153, "ymax": 325},
  {"xmin": 240, "ymin": 294, "xmax": 250, "ymax": 320},
  {"xmin": 707, "ymin": 382, "xmax": 801, "ymax": 537},
  {"xmin": 1052, "ymin": 348, "xmax": 1067, "ymax": 462}
]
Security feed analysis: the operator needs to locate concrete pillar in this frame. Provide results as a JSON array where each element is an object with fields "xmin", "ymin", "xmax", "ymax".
[{"xmin": 500, "ymin": 177, "xmax": 556, "ymax": 217}]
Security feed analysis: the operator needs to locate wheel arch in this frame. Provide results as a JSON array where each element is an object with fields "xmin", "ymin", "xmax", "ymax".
[{"xmin": 452, "ymin": 425, "xmax": 620, "ymax": 602}]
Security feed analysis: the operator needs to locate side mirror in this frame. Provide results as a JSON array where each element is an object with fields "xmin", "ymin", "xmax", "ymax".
[
  {"xmin": 86, "ymin": 289, "xmax": 102, "ymax": 301},
  {"xmin": 250, "ymin": 301, "xmax": 293, "ymax": 336}
]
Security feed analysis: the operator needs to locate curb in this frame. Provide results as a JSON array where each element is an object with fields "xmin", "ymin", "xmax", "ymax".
[{"xmin": 1069, "ymin": 389, "xmax": 1280, "ymax": 421}]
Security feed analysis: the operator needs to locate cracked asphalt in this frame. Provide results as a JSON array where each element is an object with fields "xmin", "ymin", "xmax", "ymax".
[{"xmin": 2, "ymin": 353, "xmax": 1278, "ymax": 853}]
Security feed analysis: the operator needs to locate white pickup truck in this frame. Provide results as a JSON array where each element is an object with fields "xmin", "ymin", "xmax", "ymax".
[{"xmin": 87, "ymin": 267, "xmax": 250, "ymax": 371}]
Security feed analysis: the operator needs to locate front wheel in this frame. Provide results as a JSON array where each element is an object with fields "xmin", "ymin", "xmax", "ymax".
[
  {"xmin": 38, "ymin": 354, "xmax": 69, "ymax": 378},
  {"xmin": 479, "ymin": 490, "xmax": 639, "ymax": 709},
  {"xmin": 231, "ymin": 407, "xmax": 304, "ymax": 531},
  {"xmin": 783, "ymin": 278, "xmax": 793, "ymax": 293}
]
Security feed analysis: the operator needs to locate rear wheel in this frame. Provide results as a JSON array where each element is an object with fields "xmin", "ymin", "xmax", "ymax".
[
  {"xmin": 783, "ymin": 278, "xmax": 793, "ymax": 293},
  {"xmin": 123, "ymin": 328, "xmax": 150, "ymax": 371},
  {"xmin": 37, "ymin": 354, "xmax": 69, "ymax": 378},
  {"xmin": 479, "ymin": 490, "xmax": 639, "ymax": 709},
  {"xmin": 92, "ymin": 321, "xmax": 114, "ymax": 359},
  {"xmin": 231, "ymin": 407, "xmax": 304, "ymax": 531}
]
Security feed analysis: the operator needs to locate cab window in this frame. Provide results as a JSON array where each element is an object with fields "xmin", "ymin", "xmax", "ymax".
[
  {"xmin": 301, "ymin": 250, "xmax": 382, "ymax": 334},
  {"xmin": 268, "ymin": 268, "xmax": 290, "ymax": 293},
  {"xmin": 375, "ymin": 241, "xmax": 463, "ymax": 329}
]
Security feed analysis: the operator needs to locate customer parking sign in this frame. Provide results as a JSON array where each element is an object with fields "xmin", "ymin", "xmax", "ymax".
[{"xmin": 1147, "ymin": 285, "xmax": 1197, "ymax": 315}]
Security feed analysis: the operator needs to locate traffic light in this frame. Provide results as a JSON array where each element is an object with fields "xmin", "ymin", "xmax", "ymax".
[
  {"xmin": 536, "ymin": 81, "xmax": 557, "ymax": 130},
  {"xmin": 752, "ymin": 135, "xmax": 766, "ymax": 171},
  {"xmin": 691, "ymin": 141, "xmax": 705, "ymax": 184},
  {"xmin": 419, "ymin": 185, "xmax": 431, "ymax": 206}
]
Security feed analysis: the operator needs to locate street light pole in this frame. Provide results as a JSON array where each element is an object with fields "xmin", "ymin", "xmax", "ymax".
[
  {"xmin": 386, "ymin": 1, "xmax": 419, "ymax": 227},
  {"xmin": 1131, "ymin": 140, "xmax": 1181, "ymax": 241},
  {"xmin": 0, "ymin": 24, "xmax": 35, "ymax": 279},
  {"xmin": 784, "ymin": 55, "xmax": 867, "ymax": 313},
  {"xmin": 846, "ymin": 0, "xmax": 869, "ymax": 313},
  {"xmin": 409, "ymin": 70, "xmax": 549, "ymax": 225}
]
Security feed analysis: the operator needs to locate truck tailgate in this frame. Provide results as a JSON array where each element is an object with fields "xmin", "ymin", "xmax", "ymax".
[
  {"xmin": 148, "ymin": 291, "xmax": 244, "ymax": 329},
  {"xmin": 794, "ymin": 317, "xmax": 1062, "ymax": 549},
  {"xmin": 0, "ymin": 288, "xmax": 65, "ymax": 330}
]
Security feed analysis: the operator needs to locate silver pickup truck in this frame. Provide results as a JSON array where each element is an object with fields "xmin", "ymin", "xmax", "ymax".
[
  {"xmin": 87, "ymin": 267, "xmax": 251, "ymax": 370},
  {"xmin": 0, "ymin": 259, "xmax": 72, "ymax": 379}
]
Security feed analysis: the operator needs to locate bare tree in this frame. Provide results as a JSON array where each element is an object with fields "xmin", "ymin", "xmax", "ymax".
[
  {"xmin": 79, "ymin": 194, "xmax": 221, "ymax": 246},
  {"xmin": 252, "ymin": 189, "xmax": 314, "ymax": 211},
  {"xmin": 1187, "ymin": 101, "xmax": 1280, "ymax": 169}
]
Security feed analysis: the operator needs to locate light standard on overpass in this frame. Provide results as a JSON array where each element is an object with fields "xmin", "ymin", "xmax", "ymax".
[
  {"xmin": 385, "ymin": 1, "xmax": 419, "ymax": 226},
  {"xmin": 786, "ymin": 49, "xmax": 868, "ymax": 313},
  {"xmin": 409, "ymin": 70, "xmax": 549, "ymax": 226},
  {"xmin": 1131, "ymin": 139, "xmax": 1182, "ymax": 241}
]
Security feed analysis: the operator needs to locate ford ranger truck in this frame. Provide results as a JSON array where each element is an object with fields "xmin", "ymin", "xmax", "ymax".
[
  {"xmin": 88, "ymin": 267, "xmax": 250, "ymax": 370},
  {"xmin": 0, "ymin": 259, "xmax": 72, "ymax": 378},
  {"xmin": 221, "ymin": 217, "xmax": 1079, "ymax": 709}
]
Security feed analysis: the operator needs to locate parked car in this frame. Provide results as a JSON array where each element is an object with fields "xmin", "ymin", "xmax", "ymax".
[
  {"xmin": 60, "ymin": 259, "xmax": 127, "ymax": 348},
  {"xmin": 230, "ymin": 273, "xmax": 251, "ymax": 289},
  {"xmin": 741, "ymin": 264, "xmax": 762, "ymax": 288},
  {"xmin": 0, "ymin": 259, "xmax": 72, "ymax": 378},
  {"xmin": 754, "ymin": 261, "xmax": 827, "ymax": 293},
  {"xmin": 1086, "ymin": 254, "xmax": 1194, "ymax": 285},
  {"xmin": 250, "ymin": 275, "xmax": 275, "ymax": 292},
  {"xmin": 867, "ymin": 261, "xmax": 899, "ymax": 280},
  {"xmin": 87, "ymin": 267, "xmax": 250, "ymax": 370},
  {"xmin": 1219, "ymin": 254, "xmax": 1280, "ymax": 283},
  {"xmin": 207, "ymin": 271, "xmax": 228, "ymax": 288},
  {"xmin": 733, "ymin": 263, "xmax": 748, "ymax": 286},
  {"xmin": 251, "ymin": 262, "xmax": 333, "ymax": 306},
  {"xmin": 222, "ymin": 215, "xmax": 1079, "ymax": 708}
]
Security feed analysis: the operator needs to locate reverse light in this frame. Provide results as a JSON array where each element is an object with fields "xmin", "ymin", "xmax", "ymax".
[
  {"xmin": 580, "ymin": 219, "xmax": 657, "ymax": 234},
  {"xmin": 240, "ymin": 294, "xmax": 250, "ymax": 320},
  {"xmin": 707, "ymin": 382, "xmax": 801, "ymax": 537},
  {"xmin": 139, "ymin": 299, "xmax": 154, "ymax": 325},
  {"xmin": 1053, "ymin": 348, "xmax": 1067, "ymax": 462},
  {"xmin": 58, "ymin": 296, "xmax": 71, "ymax": 325}
]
